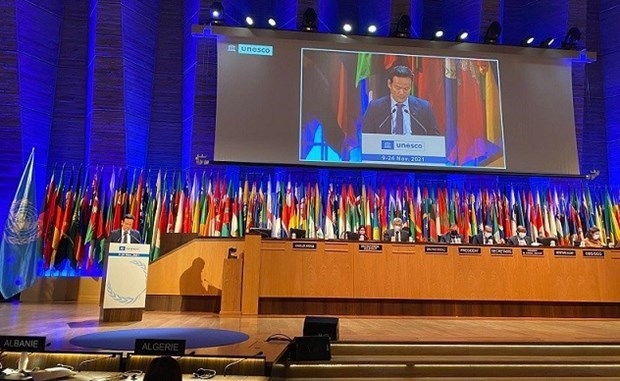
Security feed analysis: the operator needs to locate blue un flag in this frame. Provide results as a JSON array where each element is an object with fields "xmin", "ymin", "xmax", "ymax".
[{"xmin": 0, "ymin": 149, "xmax": 40, "ymax": 299}]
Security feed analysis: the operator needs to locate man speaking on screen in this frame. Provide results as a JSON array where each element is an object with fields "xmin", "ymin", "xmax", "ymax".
[{"xmin": 362, "ymin": 65, "xmax": 441, "ymax": 136}]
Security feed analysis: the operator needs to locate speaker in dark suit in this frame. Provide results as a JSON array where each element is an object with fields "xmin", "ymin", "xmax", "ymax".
[{"xmin": 303, "ymin": 316, "xmax": 339, "ymax": 341}]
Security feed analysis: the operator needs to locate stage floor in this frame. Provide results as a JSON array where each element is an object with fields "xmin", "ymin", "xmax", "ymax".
[{"xmin": 3, "ymin": 303, "xmax": 620, "ymax": 362}]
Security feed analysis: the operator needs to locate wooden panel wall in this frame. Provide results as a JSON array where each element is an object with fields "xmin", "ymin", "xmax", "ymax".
[
  {"xmin": 256, "ymin": 242, "xmax": 620, "ymax": 302},
  {"xmin": 146, "ymin": 238, "xmax": 244, "ymax": 295}
]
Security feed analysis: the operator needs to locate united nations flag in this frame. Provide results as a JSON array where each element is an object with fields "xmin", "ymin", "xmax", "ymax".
[{"xmin": 0, "ymin": 149, "xmax": 40, "ymax": 299}]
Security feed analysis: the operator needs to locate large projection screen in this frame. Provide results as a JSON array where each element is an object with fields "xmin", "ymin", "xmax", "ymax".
[{"xmin": 213, "ymin": 29, "xmax": 580, "ymax": 175}]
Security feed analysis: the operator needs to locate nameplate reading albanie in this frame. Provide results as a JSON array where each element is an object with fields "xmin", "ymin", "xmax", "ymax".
[
  {"xmin": 134, "ymin": 339, "xmax": 186, "ymax": 356},
  {"xmin": 491, "ymin": 248, "xmax": 513, "ymax": 256},
  {"xmin": 458, "ymin": 247, "xmax": 481, "ymax": 255},
  {"xmin": 425, "ymin": 246, "xmax": 448, "ymax": 254},
  {"xmin": 359, "ymin": 243, "xmax": 383, "ymax": 252},
  {"xmin": 0, "ymin": 335, "xmax": 47, "ymax": 352},
  {"xmin": 583, "ymin": 250, "xmax": 605, "ymax": 258},
  {"xmin": 554, "ymin": 249, "xmax": 576, "ymax": 257},
  {"xmin": 292, "ymin": 242, "xmax": 317, "ymax": 250},
  {"xmin": 521, "ymin": 248, "xmax": 544, "ymax": 256}
]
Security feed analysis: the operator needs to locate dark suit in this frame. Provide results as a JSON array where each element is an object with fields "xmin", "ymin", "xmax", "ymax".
[
  {"xmin": 439, "ymin": 232, "xmax": 463, "ymax": 244},
  {"xmin": 362, "ymin": 95, "xmax": 441, "ymax": 135},
  {"xmin": 471, "ymin": 233, "xmax": 500, "ymax": 245},
  {"xmin": 109, "ymin": 229, "xmax": 142, "ymax": 244},
  {"xmin": 507, "ymin": 235, "xmax": 532, "ymax": 246},
  {"xmin": 383, "ymin": 229, "xmax": 410, "ymax": 242}
]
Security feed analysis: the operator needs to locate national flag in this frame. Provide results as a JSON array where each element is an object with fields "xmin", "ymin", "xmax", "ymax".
[{"xmin": 0, "ymin": 149, "xmax": 40, "ymax": 298}]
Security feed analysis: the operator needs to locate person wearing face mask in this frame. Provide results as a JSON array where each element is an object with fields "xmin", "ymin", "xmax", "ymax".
[
  {"xmin": 472, "ymin": 225, "xmax": 500, "ymax": 245},
  {"xmin": 347, "ymin": 226, "xmax": 369, "ymax": 241},
  {"xmin": 383, "ymin": 217, "xmax": 410, "ymax": 242},
  {"xmin": 507, "ymin": 225, "xmax": 532, "ymax": 246},
  {"xmin": 439, "ymin": 223, "xmax": 463, "ymax": 244},
  {"xmin": 583, "ymin": 227, "xmax": 603, "ymax": 248}
]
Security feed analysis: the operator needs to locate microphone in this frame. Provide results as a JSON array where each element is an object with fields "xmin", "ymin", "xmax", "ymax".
[
  {"xmin": 403, "ymin": 109, "xmax": 429, "ymax": 135},
  {"xmin": 17, "ymin": 351, "xmax": 29, "ymax": 372},
  {"xmin": 223, "ymin": 351, "xmax": 264, "ymax": 376},
  {"xmin": 378, "ymin": 108, "xmax": 397, "ymax": 131},
  {"xmin": 77, "ymin": 354, "xmax": 117, "ymax": 372}
]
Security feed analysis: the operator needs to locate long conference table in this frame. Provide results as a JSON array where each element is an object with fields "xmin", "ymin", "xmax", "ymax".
[{"xmin": 234, "ymin": 235, "xmax": 620, "ymax": 317}]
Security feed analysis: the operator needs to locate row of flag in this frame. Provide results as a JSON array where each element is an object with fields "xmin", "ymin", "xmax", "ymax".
[
  {"xmin": 34, "ymin": 166, "xmax": 620, "ymax": 273},
  {"xmin": 2, "ymin": 154, "xmax": 620, "ymax": 298}
]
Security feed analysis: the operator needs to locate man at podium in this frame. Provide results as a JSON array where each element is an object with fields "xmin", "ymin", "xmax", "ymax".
[{"xmin": 109, "ymin": 213, "xmax": 142, "ymax": 243}]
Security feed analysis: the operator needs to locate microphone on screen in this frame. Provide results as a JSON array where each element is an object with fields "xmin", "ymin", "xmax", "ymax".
[
  {"xmin": 378, "ymin": 108, "xmax": 397, "ymax": 131},
  {"xmin": 404, "ymin": 109, "xmax": 429, "ymax": 135}
]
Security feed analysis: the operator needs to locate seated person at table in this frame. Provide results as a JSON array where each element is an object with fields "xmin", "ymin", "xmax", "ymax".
[
  {"xmin": 471, "ymin": 225, "xmax": 502, "ymax": 245},
  {"xmin": 383, "ymin": 217, "xmax": 410, "ymax": 242},
  {"xmin": 507, "ymin": 225, "xmax": 532, "ymax": 246},
  {"xmin": 439, "ymin": 223, "xmax": 463, "ymax": 244},
  {"xmin": 582, "ymin": 227, "xmax": 603, "ymax": 248},
  {"xmin": 347, "ymin": 226, "xmax": 369, "ymax": 241},
  {"xmin": 144, "ymin": 356, "xmax": 182, "ymax": 381}
]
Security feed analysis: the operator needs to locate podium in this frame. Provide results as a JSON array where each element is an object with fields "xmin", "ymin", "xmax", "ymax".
[
  {"xmin": 100, "ymin": 243, "xmax": 150, "ymax": 322},
  {"xmin": 220, "ymin": 255, "xmax": 244, "ymax": 315}
]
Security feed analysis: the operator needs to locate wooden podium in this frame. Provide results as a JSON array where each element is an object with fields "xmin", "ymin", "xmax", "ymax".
[
  {"xmin": 100, "ymin": 243, "xmax": 150, "ymax": 322},
  {"xmin": 220, "ymin": 255, "xmax": 244, "ymax": 315}
]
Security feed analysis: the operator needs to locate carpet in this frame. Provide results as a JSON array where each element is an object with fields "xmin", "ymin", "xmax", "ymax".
[{"xmin": 70, "ymin": 328, "xmax": 249, "ymax": 350}]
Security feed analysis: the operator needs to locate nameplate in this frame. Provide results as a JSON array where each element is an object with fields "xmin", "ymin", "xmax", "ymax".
[
  {"xmin": 135, "ymin": 339, "xmax": 186, "ymax": 356},
  {"xmin": 583, "ymin": 250, "xmax": 605, "ymax": 258},
  {"xmin": 458, "ymin": 247, "xmax": 481, "ymax": 255},
  {"xmin": 521, "ymin": 248, "xmax": 544, "ymax": 256},
  {"xmin": 554, "ymin": 249, "xmax": 576, "ymax": 257},
  {"xmin": 0, "ymin": 335, "xmax": 47, "ymax": 352},
  {"xmin": 292, "ymin": 242, "xmax": 317, "ymax": 250},
  {"xmin": 359, "ymin": 243, "xmax": 383, "ymax": 252},
  {"xmin": 491, "ymin": 248, "xmax": 513, "ymax": 256},
  {"xmin": 425, "ymin": 246, "xmax": 448, "ymax": 254}
]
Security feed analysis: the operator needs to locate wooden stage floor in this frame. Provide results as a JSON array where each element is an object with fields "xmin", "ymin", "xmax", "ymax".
[{"xmin": 3, "ymin": 303, "xmax": 620, "ymax": 362}]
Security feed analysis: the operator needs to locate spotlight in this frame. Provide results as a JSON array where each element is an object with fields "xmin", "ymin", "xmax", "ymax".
[
  {"xmin": 539, "ymin": 37, "xmax": 555, "ymax": 48},
  {"xmin": 367, "ymin": 24, "xmax": 377, "ymax": 34},
  {"xmin": 301, "ymin": 8, "xmax": 318, "ymax": 32},
  {"xmin": 456, "ymin": 30, "xmax": 469, "ymax": 42},
  {"xmin": 483, "ymin": 21, "xmax": 501, "ymax": 44},
  {"xmin": 209, "ymin": 1, "xmax": 224, "ymax": 25},
  {"xmin": 267, "ymin": 17, "xmax": 277, "ymax": 27},
  {"xmin": 520, "ymin": 36, "xmax": 535, "ymax": 46},
  {"xmin": 342, "ymin": 23, "xmax": 352, "ymax": 33},
  {"xmin": 245, "ymin": 16, "xmax": 254, "ymax": 26},
  {"xmin": 433, "ymin": 29, "xmax": 444, "ymax": 40},
  {"xmin": 561, "ymin": 27, "xmax": 581, "ymax": 49},
  {"xmin": 392, "ymin": 14, "xmax": 411, "ymax": 38}
]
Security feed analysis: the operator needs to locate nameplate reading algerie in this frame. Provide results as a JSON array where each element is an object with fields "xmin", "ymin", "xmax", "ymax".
[
  {"xmin": 458, "ymin": 247, "xmax": 481, "ymax": 255},
  {"xmin": 425, "ymin": 246, "xmax": 448, "ymax": 254},
  {"xmin": 491, "ymin": 248, "xmax": 513, "ymax": 256},
  {"xmin": 292, "ymin": 242, "xmax": 317, "ymax": 250},
  {"xmin": 134, "ymin": 339, "xmax": 186, "ymax": 356},
  {"xmin": 583, "ymin": 250, "xmax": 605, "ymax": 258},
  {"xmin": 554, "ymin": 249, "xmax": 576, "ymax": 257},
  {"xmin": 0, "ymin": 335, "xmax": 46, "ymax": 351},
  {"xmin": 521, "ymin": 248, "xmax": 544, "ymax": 256},
  {"xmin": 358, "ymin": 244, "xmax": 383, "ymax": 252}
]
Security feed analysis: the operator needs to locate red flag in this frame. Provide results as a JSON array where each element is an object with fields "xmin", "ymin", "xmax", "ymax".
[
  {"xmin": 455, "ymin": 60, "xmax": 487, "ymax": 165},
  {"xmin": 416, "ymin": 57, "xmax": 446, "ymax": 134}
]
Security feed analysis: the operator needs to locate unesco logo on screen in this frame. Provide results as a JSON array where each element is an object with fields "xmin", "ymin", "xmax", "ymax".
[
  {"xmin": 381, "ymin": 141, "xmax": 395, "ymax": 150},
  {"xmin": 238, "ymin": 44, "xmax": 274, "ymax": 56},
  {"xmin": 395, "ymin": 141, "xmax": 425, "ymax": 151}
]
